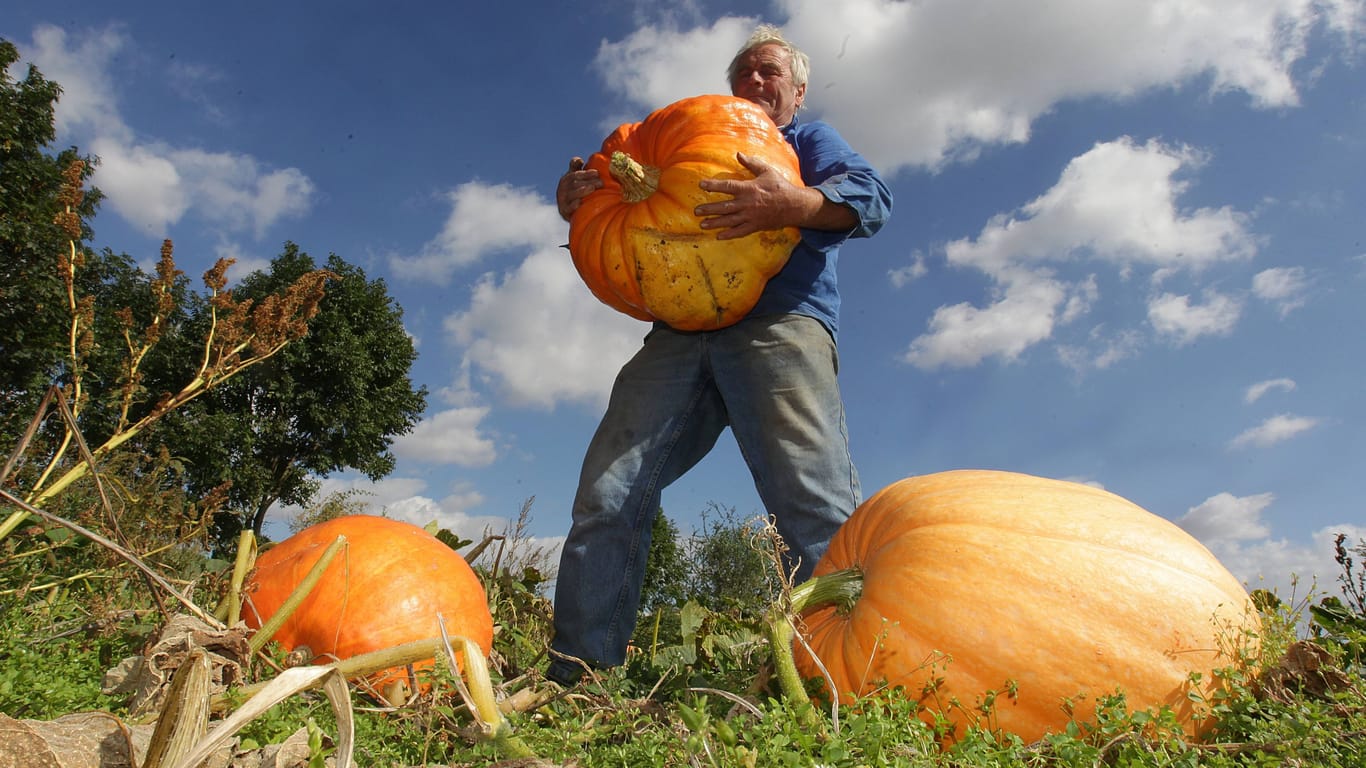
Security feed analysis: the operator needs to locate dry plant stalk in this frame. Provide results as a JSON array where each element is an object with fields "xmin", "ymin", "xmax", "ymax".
[
  {"xmin": 0, "ymin": 158, "xmax": 333, "ymax": 542},
  {"xmin": 176, "ymin": 665, "xmax": 356, "ymax": 768},
  {"xmin": 141, "ymin": 649, "xmax": 212, "ymax": 768}
]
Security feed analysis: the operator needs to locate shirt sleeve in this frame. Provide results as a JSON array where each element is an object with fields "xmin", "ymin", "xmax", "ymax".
[{"xmin": 789, "ymin": 121, "xmax": 894, "ymax": 251}]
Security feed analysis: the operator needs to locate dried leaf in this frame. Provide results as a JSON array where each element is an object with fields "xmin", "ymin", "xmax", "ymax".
[{"xmin": 0, "ymin": 712, "xmax": 147, "ymax": 768}]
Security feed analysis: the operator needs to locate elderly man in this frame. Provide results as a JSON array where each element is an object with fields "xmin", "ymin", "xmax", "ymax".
[{"xmin": 548, "ymin": 24, "xmax": 893, "ymax": 686}]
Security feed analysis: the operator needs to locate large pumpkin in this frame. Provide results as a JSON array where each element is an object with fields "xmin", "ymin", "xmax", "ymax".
[
  {"xmin": 244, "ymin": 515, "xmax": 493, "ymax": 691},
  {"xmin": 794, "ymin": 470, "xmax": 1260, "ymax": 742},
  {"xmin": 567, "ymin": 94, "xmax": 803, "ymax": 331}
]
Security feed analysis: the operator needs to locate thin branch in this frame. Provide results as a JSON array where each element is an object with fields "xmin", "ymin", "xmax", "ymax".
[{"xmin": 0, "ymin": 487, "xmax": 221, "ymax": 628}]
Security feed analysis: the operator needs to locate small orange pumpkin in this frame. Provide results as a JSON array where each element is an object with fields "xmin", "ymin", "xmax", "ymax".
[
  {"xmin": 794, "ymin": 470, "xmax": 1260, "ymax": 742},
  {"xmin": 244, "ymin": 515, "xmax": 493, "ymax": 690},
  {"xmin": 568, "ymin": 94, "xmax": 803, "ymax": 331}
]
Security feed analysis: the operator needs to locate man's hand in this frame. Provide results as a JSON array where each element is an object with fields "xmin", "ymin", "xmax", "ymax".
[
  {"xmin": 557, "ymin": 157, "xmax": 603, "ymax": 222},
  {"xmin": 695, "ymin": 152, "xmax": 851, "ymax": 240}
]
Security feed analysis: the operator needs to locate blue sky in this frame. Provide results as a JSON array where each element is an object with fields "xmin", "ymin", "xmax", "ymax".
[{"xmin": 6, "ymin": 0, "xmax": 1364, "ymax": 602}]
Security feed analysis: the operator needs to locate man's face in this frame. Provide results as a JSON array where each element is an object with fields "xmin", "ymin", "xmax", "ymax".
[{"xmin": 730, "ymin": 43, "xmax": 806, "ymax": 126}]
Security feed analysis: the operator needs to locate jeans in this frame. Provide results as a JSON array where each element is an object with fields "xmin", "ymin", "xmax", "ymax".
[{"xmin": 548, "ymin": 313, "xmax": 860, "ymax": 679}]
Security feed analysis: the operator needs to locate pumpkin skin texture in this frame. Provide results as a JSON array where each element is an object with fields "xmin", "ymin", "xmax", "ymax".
[
  {"xmin": 244, "ymin": 515, "xmax": 493, "ymax": 689},
  {"xmin": 567, "ymin": 94, "xmax": 804, "ymax": 331},
  {"xmin": 794, "ymin": 470, "xmax": 1260, "ymax": 743}
]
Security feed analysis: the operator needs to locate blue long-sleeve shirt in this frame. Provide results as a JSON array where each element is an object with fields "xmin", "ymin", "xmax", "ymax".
[{"xmin": 748, "ymin": 115, "xmax": 893, "ymax": 338}]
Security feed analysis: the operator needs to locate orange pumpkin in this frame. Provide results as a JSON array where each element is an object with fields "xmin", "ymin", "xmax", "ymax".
[
  {"xmin": 567, "ymin": 94, "xmax": 803, "ymax": 331},
  {"xmin": 794, "ymin": 470, "xmax": 1260, "ymax": 742},
  {"xmin": 244, "ymin": 515, "xmax": 493, "ymax": 690}
]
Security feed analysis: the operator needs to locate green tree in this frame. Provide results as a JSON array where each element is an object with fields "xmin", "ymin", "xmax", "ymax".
[
  {"xmin": 0, "ymin": 39, "xmax": 336, "ymax": 552},
  {"xmin": 639, "ymin": 510, "xmax": 687, "ymax": 611},
  {"xmin": 154, "ymin": 243, "xmax": 427, "ymax": 545},
  {"xmin": 683, "ymin": 503, "xmax": 781, "ymax": 615},
  {"xmin": 0, "ymin": 38, "xmax": 103, "ymax": 443}
]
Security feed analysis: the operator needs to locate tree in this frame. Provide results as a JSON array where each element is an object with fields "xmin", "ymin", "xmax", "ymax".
[
  {"xmin": 683, "ymin": 503, "xmax": 781, "ymax": 615},
  {"xmin": 0, "ymin": 39, "xmax": 103, "ymax": 443},
  {"xmin": 639, "ymin": 510, "xmax": 687, "ymax": 611},
  {"xmin": 0, "ymin": 39, "xmax": 337, "ymax": 553},
  {"xmin": 154, "ymin": 243, "xmax": 427, "ymax": 544}
]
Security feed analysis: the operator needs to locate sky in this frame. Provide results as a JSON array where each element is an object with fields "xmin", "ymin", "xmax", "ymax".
[{"xmin": 5, "ymin": 0, "xmax": 1365, "ymax": 605}]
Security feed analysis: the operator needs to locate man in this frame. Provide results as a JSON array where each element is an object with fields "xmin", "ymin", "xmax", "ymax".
[{"xmin": 548, "ymin": 24, "xmax": 892, "ymax": 686}]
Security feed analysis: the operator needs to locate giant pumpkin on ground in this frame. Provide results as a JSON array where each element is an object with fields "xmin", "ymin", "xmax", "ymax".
[
  {"xmin": 568, "ymin": 94, "xmax": 803, "ymax": 331},
  {"xmin": 244, "ymin": 515, "xmax": 493, "ymax": 691},
  {"xmin": 794, "ymin": 470, "xmax": 1260, "ymax": 743}
]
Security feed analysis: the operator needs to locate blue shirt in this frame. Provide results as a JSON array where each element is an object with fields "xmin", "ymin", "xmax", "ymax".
[{"xmin": 747, "ymin": 115, "xmax": 893, "ymax": 337}]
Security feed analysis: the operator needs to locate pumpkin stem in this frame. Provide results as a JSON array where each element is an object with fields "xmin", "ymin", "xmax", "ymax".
[
  {"xmin": 216, "ymin": 528, "xmax": 258, "ymax": 625},
  {"xmin": 456, "ymin": 636, "xmax": 537, "ymax": 760},
  {"xmin": 790, "ymin": 566, "xmax": 865, "ymax": 615},
  {"xmin": 766, "ymin": 566, "xmax": 864, "ymax": 731},
  {"xmin": 608, "ymin": 151, "xmax": 661, "ymax": 203},
  {"xmin": 247, "ymin": 534, "xmax": 347, "ymax": 654}
]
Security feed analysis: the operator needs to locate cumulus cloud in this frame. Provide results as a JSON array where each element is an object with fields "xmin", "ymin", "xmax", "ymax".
[
  {"xmin": 286, "ymin": 475, "xmax": 564, "ymax": 571},
  {"xmin": 88, "ymin": 138, "xmax": 190, "ymax": 233},
  {"xmin": 1147, "ymin": 290, "xmax": 1244, "ymax": 345},
  {"xmin": 1177, "ymin": 491, "xmax": 1276, "ymax": 547},
  {"xmin": 265, "ymin": 474, "xmax": 563, "ymax": 568},
  {"xmin": 904, "ymin": 270, "xmax": 1069, "ymax": 368},
  {"xmin": 591, "ymin": 17, "xmax": 758, "ymax": 129},
  {"xmin": 444, "ymin": 246, "xmax": 645, "ymax": 409},
  {"xmin": 1178, "ymin": 492, "xmax": 1364, "ymax": 600},
  {"xmin": 1252, "ymin": 266, "xmax": 1311, "ymax": 316},
  {"xmin": 391, "ymin": 182, "xmax": 568, "ymax": 283},
  {"xmin": 593, "ymin": 1, "xmax": 1357, "ymax": 173},
  {"xmin": 1229, "ymin": 414, "xmax": 1321, "ymax": 449},
  {"xmin": 20, "ymin": 24, "xmax": 315, "ymax": 242},
  {"xmin": 401, "ymin": 181, "xmax": 643, "ymax": 409},
  {"xmin": 905, "ymin": 138, "xmax": 1255, "ymax": 368},
  {"xmin": 383, "ymin": 492, "xmax": 567, "ymax": 573},
  {"xmin": 393, "ymin": 406, "xmax": 498, "ymax": 467},
  {"xmin": 948, "ymin": 139, "xmax": 1255, "ymax": 275},
  {"xmin": 589, "ymin": 3, "xmax": 1346, "ymax": 372},
  {"xmin": 1244, "ymin": 377, "xmax": 1296, "ymax": 404},
  {"xmin": 888, "ymin": 252, "xmax": 928, "ymax": 288},
  {"xmin": 25, "ymin": 24, "xmax": 130, "ymax": 140}
]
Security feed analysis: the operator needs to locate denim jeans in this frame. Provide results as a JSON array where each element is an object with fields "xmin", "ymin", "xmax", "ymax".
[{"xmin": 548, "ymin": 313, "xmax": 860, "ymax": 679}]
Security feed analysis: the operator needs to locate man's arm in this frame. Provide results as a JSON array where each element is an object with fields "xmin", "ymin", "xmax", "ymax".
[{"xmin": 694, "ymin": 152, "xmax": 857, "ymax": 240}]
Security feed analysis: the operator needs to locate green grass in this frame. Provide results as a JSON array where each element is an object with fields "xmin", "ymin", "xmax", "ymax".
[
  {"xmin": 2, "ymin": 547, "xmax": 1364, "ymax": 767},
  {"xmin": 4, "ymin": 592, "xmax": 1364, "ymax": 767}
]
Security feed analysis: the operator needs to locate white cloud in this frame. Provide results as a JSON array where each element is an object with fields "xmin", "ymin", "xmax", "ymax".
[
  {"xmin": 393, "ymin": 406, "xmax": 498, "ymax": 467},
  {"xmin": 1244, "ymin": 377, "xmax": 1296, "ymax": 404},
  {"xmin": 25, "ymin": 24, "xmax": 131, "ymax": 141},
  {"xmin": 888, "ymin": 252, "xmax": 928, "ymax": 288},
  {"xmin": 1229, "ymin": 413, "xmax": 1320, "ymax": 449},
  {"xmin": 420, "ymin": 185, "xmax": 645, "ymax": 409},
  {"xmin": 591, "ymin": 17, "xmax": 758, "ymax": 127},
  {"xmin": 592, "ymin": 2, "xmax": 1358, "ymax": 173},
  {"xmin": 948, "ymin": 139, "xmax": 1255, "ymax": 275},
  {"xmin": 1178, "ymin": 492, "xmax": 1365, "ymax": 602},
  {"xmin": 21, "ymin": 24, "xmax": 314, "ymax": 240},
  {"xmin": 392, "ymin": 182, "xmax": 569, "ymax": 283},
  {"xmin": 1057, "ymin": 326, "xmax": 1146, "ymax": 372},
  {"xmin": 88, "ymin": 140, "xmax": 316, "ymax": 237},
  {"xmin": 906, "ymin": 138, "xmax": 1254, "ymax": 368},
  {"xmin": 1177, "ymin": 491, "xmax": 1275, "ymax": 547},
  {"xmin": 88, "ymin": 137, "xmax": 190, "ymax": 233},
  {"xmin": 444, "ymin": 247, "xmax": 645, "ymax": 409},
  {"xmin": 1251, "ymin": 266, "xmax": 1311, "ymax": 316},
  {"xmin": 265, "ymin": 474, "xmax": 540, "ymax": 556},
  {"xmin": 1148, "ymin": 290, "xmax": 1243, "ymax": 345},
  {"xmin": 903, "ymin": 269, "xmax": 1067, "ymax": 368},
  {"xmin": 382, "ymin": 492, "xmax": 567, "ymax": 574}
]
